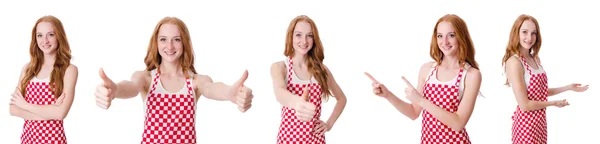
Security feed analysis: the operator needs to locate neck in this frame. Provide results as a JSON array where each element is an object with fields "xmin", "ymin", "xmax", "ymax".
[
  {"xmin": 519, "ymin": 47, "xmax": 531, "ymax": 58},
  {"xmin": 292, "ymin": 53, "xmax": 307, "ymax": 68},
  {"xmin": 159, "ymin": 60, "xmax": 183, "ymax": 76},
  {"xmin": 43, "ymin": 52, "xmax": 56, "ymax": 67},
  {"xmin": 441, "ymin": 55, "xmax": 460, "ymax": 69}
]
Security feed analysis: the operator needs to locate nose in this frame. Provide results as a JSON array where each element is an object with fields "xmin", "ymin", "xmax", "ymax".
[
  {"xmin": 300, "ymin": 35, "xmax": 308, "ymax": 45},
  {"xmin": 525, "ymin": 33, "xmax": 532, "ymax": 42},
  {"xmin": 42, "ymin": 35, "xmax": 49, "ymax": 44},
  {"xmin": 167, "ymin": 40, "xmax": 175, "ymax": 49},
  {"xmin": 442, "ymin": 36, "xmax": 450, "ymax": 45}
]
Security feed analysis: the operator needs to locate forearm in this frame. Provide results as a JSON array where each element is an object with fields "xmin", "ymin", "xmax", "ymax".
[
  {"xmin": 325, "ymin": 97, "xmax": 346, "ymax": 130},
  {"xmin": 9, "ymin": 105, "xmax": 49, "ymax": 120},
  {"xmin": 19, "ymin": 103, "xmax": 66, "ymax": 120},
  {"xmin": 419, "ymin": 99, "xmax": 464, "ymax": 131},
  {"xmin": 115, "ymin": 81, "xmax": 141, "ymax": 99},
  {"xmin": 385, "ymin": 93, "xmax": 419, "ymax": 120},
  {"xmin": 274, "ymin": 88, "xmax": 302, "ymax": 108},
  {"xmin": 519, "ymin": 100, "xmax": 554, "ymax": 111},
  {"xmin": 548, "ymin": 86, "xmax": 569, "ymax": 97},
  {"xmin": 203, "ymin": 82, "xmax": 235, "ymax": 102}
]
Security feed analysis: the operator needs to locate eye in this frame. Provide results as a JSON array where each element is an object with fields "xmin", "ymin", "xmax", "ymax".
[
  {"xmin": 449, "ymin": 34, "xmax": 455, "ymax": 38},
  {"xmin": 48, "ymin": 33, "xmax": 55, "ymax": 37},
  {"xmin": 159, "ymin": 38, "xmax": 166, "ymax": 41},
  {"xmin": 521, "ymin": 30, "xmax": 527, "ymax": 34},
  {"xmin": 175, "ymin": 38, "xmax": 181, "ymax": 42},
  {"xmin": 295, "ymin": 34, "xmax": 301, "ymax": 37},
  {"xmin": 437, "ymin": 35, "xmax": 442, "ymax": 38},
  {"xmin": 308, "ymin": 34, "xmax": 313, "ymax": 38},
  {"xmin": 37, "ymin": 34, "xmax": 42, "ymax": 38}
]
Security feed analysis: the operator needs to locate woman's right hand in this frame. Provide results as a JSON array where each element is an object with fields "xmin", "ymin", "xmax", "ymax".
[
  {"xmin": 552, "ymin": 99, "xmax": 569, "ymax": 108},
  {"xmin": 294, "ymin": 88, "xmax": 316, "ymax": 122},
  {"xmin": 95, "ymin": 68, "xmax": 117, "ymax": 109},
  {"xmin": 364, "ymin": 72, "xmax": 390, "ymax": 98}
]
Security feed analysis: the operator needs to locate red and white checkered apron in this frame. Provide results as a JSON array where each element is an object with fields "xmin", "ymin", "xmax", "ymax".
[
  {"xmin": 277, "ymin": 57, "xmax": 325, "ymax": 144},
  {"xmin": 141, "ymin": 70, "xmax": 196, "ymax": 144},
  {"xmin": 421, "ymin": 66, "xmax": 471, "ymax": 144},
  {"xmin": 511, "ymin": 55, "xmax": 548, "ymax": 144},
  {"xmin": 21, "ymin": 80, "xmax": 67, "ymax": 144}
]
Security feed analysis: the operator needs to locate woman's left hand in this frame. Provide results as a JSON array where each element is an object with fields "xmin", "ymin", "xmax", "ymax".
[{"xmin": 314, "ymin": 119, "xmax": 331, "ymax": 136}]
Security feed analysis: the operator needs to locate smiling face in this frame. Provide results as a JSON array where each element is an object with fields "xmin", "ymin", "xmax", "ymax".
[
  {"xmin": 35, "ymin": 22, "xmax": 58, "ymax": 54},
  {"xmin": 156, "ymin": 23, "xmax": 183, "ymax": 63},
  {"xmin": 436, "ymin": 21, "xmax": 459, "ymax": 57},
  {"xmin": 519, "ymin": 19, "xmax": 538, "ymax": 50},
  {"xmin": 291, "ymin": 21, "xmax": 314, "ymax": 56}
]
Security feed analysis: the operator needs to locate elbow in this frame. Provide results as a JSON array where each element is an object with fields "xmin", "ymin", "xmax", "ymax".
[
  {"xmin": 449, "ymin": 123, "xmax": 466, "ymax": 132},
  {"xmin": 53, "ymin": 113, "xmax": 67, "ymax": 120},
  {"xmin": 408, "ymin": 115, "xmax": 419, "ymax": 121},
  {"xmin": 9, "ymin": 106, "xmax": 18, "ymax": 117},
  {"xmin": 517, "ymin": 101, "xmax": 534, "ymax": 112}
]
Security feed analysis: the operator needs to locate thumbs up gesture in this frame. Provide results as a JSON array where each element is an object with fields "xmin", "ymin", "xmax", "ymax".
[
  {"xmin": 230, "ymin": 70, "xmax": 253, "ymax": 112},
  {"xmin": 294, "ymin": 88, "xmax": 316, "ymax": 122},
  {"xmin": 95, "ymin": 68, "xmax": 117, "ymax": 109},
  {"xmin": 364, "ymin": 72, "xmax": 391, "ymax": 98}
]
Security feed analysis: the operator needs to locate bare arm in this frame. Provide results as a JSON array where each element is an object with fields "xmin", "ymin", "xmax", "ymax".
[
  {"xmin": 386, "ymin": 62, "xmax": 431, "ymax": 120},
  {"xmin": 9, "ymin": 63, "xmax": 48, "ymax": 120},
  {"xmin": 18, "ymin": 65, "xmax": 78, "ymax": 120},
  {"xmin": 322, "ymin": 65, "xmax": 347, "ymax": 130},
  {"xmin": 506, "ymin": 57, "xmax": 554, "ymax": 111},
  {"xmin": 113, "ymin": 71, "xmax": 148, "ymax": 99},
  {"xmin": 197, "ymin": 74, "xmax": 237, "ymax": 102},
  {"xmin": 271, "ymin": 61, "xmax": 304, "ymax": 108},
  {"xmin": 417, "ymin": 68, "xmax": 481, "ymax": 131}
]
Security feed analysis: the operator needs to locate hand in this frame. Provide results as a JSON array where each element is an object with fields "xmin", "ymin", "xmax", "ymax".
[
  {"xmin": 552, "ymin": 99, "xmax": 569, "ymax": 108},
  {"xmin": 294, "ymin": 88, "xmax": 316, "ymax": 122},
  {"xmin": 402, "ymin": 76, "xmax": 424, "ymax": 105},
  {"xmin": 313, "ymin": 119, "xmax": 331, "ymax": 136},
  {"xmin": 53, "ymin": 93, "xmax": 66, "ymax": 106},
  {"xmin": 230, "ymin": 70, "xmax": 253, "ymax": 112},
  {"xmin": 568, "ymin": 83, "xmax": 589, "ymax": 92},
  {"xmin": 364, "ymin": 72, "xmax": 391, "ymax": 98},
  {"xmin": 95, "ymin": 68, "xmax": 117, "ymax": 109},
  {"xmin": 10, "ymin": 92, "xmax": 28, "ymax": 108}
]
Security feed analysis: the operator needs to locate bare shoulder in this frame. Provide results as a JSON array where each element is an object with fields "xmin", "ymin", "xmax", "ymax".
[
  {"xmin": 271, "ymin": 61, "xmax": 285, "ymax": 70},
  {"xmin": 66, "ymin": 64, "xmax": 79, "ymax": 74},
  {"xmin": 270, "ymin": 61, "xmax": 286, "ymax": 75},
  {"xmin": 465, "ymin": 68, "xmax": 482, "ymax": 82},
  {"xmin": 193, "ymin": 74, "xmax": 213, "ymax": 85},
  {"xmin": 419, "ymin": 61, "xmax": 436, "ymax": 76},
  {"xmin": 132, "ymin": 70, "xmax": 151, "ymax": 80},
  {"xmin": 505, "ymin": 56, "xmax": 523, "ymax": 72}
]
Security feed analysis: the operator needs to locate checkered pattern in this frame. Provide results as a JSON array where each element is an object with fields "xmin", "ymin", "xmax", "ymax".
[
  {"xmin": 511, "ymin": 55, "xmax": 548, "ymax": 144},
  {"xmin": 420, "ymin": 67, "xmax": 471, "ymax": 144},
  {"xmin": 277, "ymin": 57, "xmax": 326, "ymax": 144},
  {"xmin": 21, "ymin": 81, "xmax": 67, "ymax": 144},
  {"xmin": 141, "ymin": 70, "xmax": 196, "ymax": 144}
]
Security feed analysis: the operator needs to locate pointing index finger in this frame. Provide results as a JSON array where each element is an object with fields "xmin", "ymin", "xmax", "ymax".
[
  {"xmin": 364, "ymin": 72, "xmax": 378, "ymax": 83},
  {"xmin": 401, "ymin": 76, "xmax": 415, "ymax": 89}
]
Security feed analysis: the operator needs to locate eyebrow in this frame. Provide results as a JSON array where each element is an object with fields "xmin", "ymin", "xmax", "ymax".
[
  {"xmin": 36, "ymin": 31, "xmax": 55, "ymax": 34},
  {"xmin": 157, "ymin": 36, "xmax": 182, "ymax": 38},
  {"xmin": 293, "ymin": 31, "xmax": 313, "ymax": 34},
  {"xmin": 436, "ymin": 32, "xmax": 456, "ymax": 34}
]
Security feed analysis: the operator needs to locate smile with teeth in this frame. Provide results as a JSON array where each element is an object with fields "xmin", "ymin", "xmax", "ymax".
[
  {"xmin": 164, "ymin": 51, "xmax": 177, "ymax": 55},
  {"xmin": 442, "ymin": 45, "xmax": 453, "ymax": 50},
  {"xmin": 298, "ymin": 45, "xmax": 309, "ymax": 49}
]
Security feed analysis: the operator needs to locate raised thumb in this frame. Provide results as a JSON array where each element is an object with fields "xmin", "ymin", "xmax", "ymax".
[
  {"xmin": 99, "ymin": 68, "xmax": 113, "ymax": 87},
  {"xmin": 301, "ymin": 87, "xmax": 309, "ymax": 102}
]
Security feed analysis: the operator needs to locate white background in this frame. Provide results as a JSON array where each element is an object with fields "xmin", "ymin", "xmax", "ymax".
[{"xmin": 0, "ymin": 0, "xmax": 598, "ymax": 143}]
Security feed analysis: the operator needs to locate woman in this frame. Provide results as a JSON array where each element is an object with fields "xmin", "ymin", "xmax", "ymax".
[
  {"xmin": 502, "ymin": 14, "xmax": 588, "ymax": 144},
  {"xmin": 365, "ymin": 14, "xmax": 482, "ymax": 143},
  {"xmin": 94, "ymin": 17, "xmax": 254, "ymax": 144},
  {"xmin": 270, "ymin": 15, "xmax": 347, "ymax": 144},
  {"xmin": 9, "ymin": 15, "xmax": 78, "ymax": 144}
]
